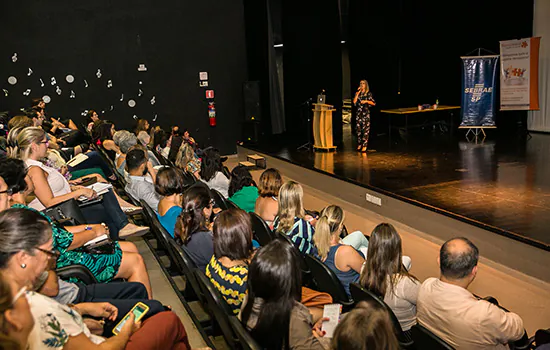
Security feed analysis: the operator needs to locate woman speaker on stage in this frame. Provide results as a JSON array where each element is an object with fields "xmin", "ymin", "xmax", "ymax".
[{"xmin": 353, "ymin": 80, "xmax": 376, "ymax": 152}]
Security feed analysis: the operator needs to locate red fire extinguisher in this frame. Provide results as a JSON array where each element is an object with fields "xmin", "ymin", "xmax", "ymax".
[{"xmin": 208, "ymin": 101, "xmax": 216, "ymax": 127}]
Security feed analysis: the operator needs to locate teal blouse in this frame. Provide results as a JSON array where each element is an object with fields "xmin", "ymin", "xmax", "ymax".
[
  {"xmin": 12, "ymin": 204, "xmax": 123, "ymax": 284},
  {"xmin": 228, "ymin": 186, "xmax": 259, "ymax": 213}
]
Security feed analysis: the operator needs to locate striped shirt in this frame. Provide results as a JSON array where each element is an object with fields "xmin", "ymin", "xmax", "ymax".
[
  {"xmin": 206, "ymin": 255, "xmax": 248, "ymax": 315},
  {"xmin": 273, "ymin": 216, "xmax": 317, "ymax": 255}
]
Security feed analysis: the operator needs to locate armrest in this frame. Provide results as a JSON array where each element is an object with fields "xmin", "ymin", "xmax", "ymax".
[{"xmin": 56, "ymin": 265, "xmax": 98, "ymax": 285}]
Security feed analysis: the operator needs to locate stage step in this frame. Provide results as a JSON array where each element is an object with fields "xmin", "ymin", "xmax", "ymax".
[
  {"xmin": 239, "ymin": 161, "xmax": 256, "ymax": 167},
  {"xmin": 242, "ymin": 154, "xmax": 267, "ymax": 169}
]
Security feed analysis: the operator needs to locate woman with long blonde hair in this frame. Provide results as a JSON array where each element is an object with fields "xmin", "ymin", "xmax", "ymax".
[
  {"xmin": 175, "ymin": 142, "xmax": 200, "ymax": 179},
  {"xmin": 353, "ymin": 79, "xmax": 376, "ymax": 152},
  {"xmin": 273, "ymin": 181, "xmax": 316, "ymax": 255},
  {"xmin": 360, "ymin": 223, "xmax": 417, "ymax": 333},
  {"xmin": 6, "ymin": 127, "xmax": 149, "ymax": 240},
  {"xmin": 313, "ymin": 205, "xmax": 368, "ymax": 296}
]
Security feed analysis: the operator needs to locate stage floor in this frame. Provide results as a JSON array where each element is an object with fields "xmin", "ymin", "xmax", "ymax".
[{"xmin": 246, "ymin": 125, "xmax": 550, "ymax": 250}]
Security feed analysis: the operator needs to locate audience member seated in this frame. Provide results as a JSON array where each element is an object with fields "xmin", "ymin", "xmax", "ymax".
[
  {"xmin": 156, "ymin": 167, "xmax": 186, "ymax": 237},
  {"xmin": 137, "ymin": 131, "xmax": 151, "ymax": 147},
  {"xmin": 0, "ymin": 210, "xmax": 192, "ymax": 349},
  {"xmin": 200, "ymin": 147, "xmax": 230, "ymax": 197},
  {"xmin": 8, "ymin": 115, "xmax": 116, "ymax": 181},
  {"xmin": 417, "ymin": 237, "xmax": 526, "ymax": 349},
  {"xmin": 152, "ymin": 128, "xmax": 169, "ymax": 157},
  {"xmin": 314, "ymin": 205, "xmax": 366, "ymax": 296},
  {"xmin": 92, "ymin": 121, "xmax": 120, "ymax": 160},
  {"xmin": 206, "ymin": 209, "xmax": 252, "ymax": 315},
  {"xmin": 175, "ymin": 142, "xmax": 201, "ymax": 179},
  {"xmin": 86, "ymin": 109, "xmax": 101, "ymax": 132},
  {"xmin": 360, "ymin": 223, "xmax": 419, "ymax": 333},
  {"xmin": 113, "ymin": 130, "xmax": 138, "ymax": 177},
  {"xmin": 6, "ymin": 128, "xmax": 148, "ymax": 239},
  {"xmin": 254, "ymin": 168, "xmax": 283, "ymax": 226},
  {"xmin": 129, "ymin": 143, "xmax": 161, "ymax": 167},
  {"xmin": 168, "ymin": 130, "xmax": 184, "ymax": 163},
  {"xmin": 125, "ymin": 149, "xmax": 160, "ymax": 210},
  {"xmin": 240, "ymin": 238, "xmax": 328, "ymax": 349},
  {"xmin": 182, "ymin": 129, "xmax": 197, "ymax": 149},
  {"xmin": 273, "ymin": 181, "xmax": 317, "ymax": 255},
  {"xmin": 0, "ymin": 161, "xmax": 153, "ymax": 297},
  {"xmin": 331, "ymin": 301, "xmax": 399, "ymax": 350},
  {"xmin": 174, "ymin": 186, "xmax": 214, "ymax": 270},
  {"xmin": 35, "ymin": 270, "xmax": 165, "ymax": 336},
  {"xmin": 228, "ymin": 165, "xmax": 258, "ymax": 212},
  {"xmin": 0, "ymin": 272, "xmax": 35, "ymax": 350},
  {"xmin": 134, "ymin": 118, "xmax": 150, "ymax": 136}
]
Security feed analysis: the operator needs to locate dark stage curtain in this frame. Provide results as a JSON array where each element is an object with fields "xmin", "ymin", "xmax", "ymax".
[
  {"xmin": 281, "ymin": 0, "xmax": 343, "ymax": 145},
  {"xmin": 243, "ymin": 0, "xmax": 285, "ymax": 135}
]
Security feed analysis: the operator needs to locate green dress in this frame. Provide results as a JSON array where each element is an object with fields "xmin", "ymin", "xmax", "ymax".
[{"xmin": 12, "ymin": 204, "xmax": 123, "ymax": 284}]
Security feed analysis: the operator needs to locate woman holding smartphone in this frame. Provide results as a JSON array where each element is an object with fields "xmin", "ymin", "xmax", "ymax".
[{"xmin": 0, "ymin": 208, "xmax": 192, "ymax": 350}]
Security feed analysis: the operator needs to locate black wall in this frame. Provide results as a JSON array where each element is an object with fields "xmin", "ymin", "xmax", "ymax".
[
  {"xmin": 349, "ymin": 0, "xmax": 534, "ymax": 133},
  {"xmin": 0, "ymin": 0, "xmax": 247, "ymax": 154}
]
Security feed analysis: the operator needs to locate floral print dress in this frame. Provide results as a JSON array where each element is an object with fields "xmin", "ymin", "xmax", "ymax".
[
  {"xmin": 355, "ymin": 91, "xmax": 375, "ymax": 148},
  {"xmin": 13, "ymin": 204, "xmax": 122, "ymax": 283}
]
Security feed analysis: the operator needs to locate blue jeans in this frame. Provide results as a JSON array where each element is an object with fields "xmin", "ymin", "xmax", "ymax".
[
  {"xmin": 81, "ymin": 189, "xmax": 128, "ymax": 240},
  {"xmin": 342, "ymin": 230, "xmax": 369, "ymax": 255},
  {"xmin": 68, "ymin": 151, "xmax": 114, "ymax": 178}
]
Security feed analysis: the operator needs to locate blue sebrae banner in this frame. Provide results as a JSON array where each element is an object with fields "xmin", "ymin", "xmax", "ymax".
[{"xmin": 460, "ymin": 55, "xmax": 499, "ymax": 126}]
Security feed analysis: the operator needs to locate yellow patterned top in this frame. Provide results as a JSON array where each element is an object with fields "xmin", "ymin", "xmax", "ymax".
[{"xmin": 205, "ymin": 255, "xmax": 249, "ymax": 315}]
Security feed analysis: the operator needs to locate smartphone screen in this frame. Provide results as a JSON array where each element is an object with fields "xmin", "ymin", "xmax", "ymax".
[
  {"xmin": 114, "ymin": 304, "xmax": 147, "ymax": 334},
  {"xmin": 321, "ymin": 303, "xmax": 342, "ymax": 338}
]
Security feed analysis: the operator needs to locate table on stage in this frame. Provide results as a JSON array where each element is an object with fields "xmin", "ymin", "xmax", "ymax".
[{"xmin": 381, "ymin": 105, "xmax": 460, "ymax": 139}]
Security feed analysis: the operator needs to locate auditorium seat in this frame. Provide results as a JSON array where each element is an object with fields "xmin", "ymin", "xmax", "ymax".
[
  {"xmin": 411, "ymin": 323, "xmax": 454, "ymax": 350},
  {"xmin": 277, "ymin": 233, "xmax": 313, "ymax": 287},
  {"xmin": 169, "ymin": 239, "xmax": 202, "ymax": 303},
  {"xmin": 195, "ymin": 269, "xmax": 240, "ymax": 350},
  {"xmin": 141, "ymin": 200, "xmax": 179, "ymax": 271},
  {"xmin": 304, "ymin": 254, "xmax": 354, "ymax": 310},
  {"xmin": 249, "ymin": 212, "xmax": 274, "ymax": 246},
  {"xmin": 211, "ymin": 188, "xmax": 230, "ymax": 210},
  {"xmin": 228, "ymin": 316, "xmax": 262, "ymax": 350},
  {"xmin": 226, "ymin": 199, "xmax": 238, "ymax": 210},
  {"xmin": 349, "ymin": 282, "xmax": 414, "ymax": 348}
]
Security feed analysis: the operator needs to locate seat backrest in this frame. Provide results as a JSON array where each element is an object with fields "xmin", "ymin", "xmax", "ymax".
[
  {"xmin": 304, "ymin": 254, "xmax": 352, "ymax": 305},
  {"xmin": 411, "ymin": 324, "xmax": 455, "ymax": 350},
  {"xmin": 210, "ymin": 188, "xmax": 228, "ymax": 210},
  {"xmin": 125, "ymin": 191, "xmax": 141, "ymax": 207},
  {"xmin": 228, "ymin": 316, "xmax": 262, "ymax": 350},
  {"xmin": 249, "ymin": 212, "xmax": 273, "ymax": 246},
  {"xmin": 226, "ymin": 200, "xmax": 238, "ymax": 210},
  {"xmin": 222, "ymin": 166, "xmax": 231, "ymax": 180},
  {"xmin": 195, "ymin": 269, "xmax": 238, "ymax": 350},
  {"xmin": 184, "ymin": 171, "xmax": 197, "ymax": 184},
  {"xmin": 141, "ymin": 200, "xmax": 177, "ymax": 266},
  {"xmin": 349, "ymin": 283, "xmax": 412, "ymax": 344},
  {"xmin": 169, "ymin": 239, "xmax": 203, "ymax": 303}
]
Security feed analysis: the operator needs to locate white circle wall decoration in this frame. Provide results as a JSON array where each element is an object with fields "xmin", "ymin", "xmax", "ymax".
[
  {"xmin": 42, "ymin": 95, "xmax": 51, "ymax": 103},
  {"xmin": 128, "ymin": 99, "xmax": 136, "ymax": 108},
  {"xmin": 7, "ymin": 76, "xmax": 17, "ymax": 85},
  {"xmin": 66, "ymin": 75, "xmax": 75, "ymax": 83}
]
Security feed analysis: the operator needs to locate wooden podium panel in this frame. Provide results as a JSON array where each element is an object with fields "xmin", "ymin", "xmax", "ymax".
[{"xmin": 312, "ymin": 103, "xmax": 337, "ymax": 151}]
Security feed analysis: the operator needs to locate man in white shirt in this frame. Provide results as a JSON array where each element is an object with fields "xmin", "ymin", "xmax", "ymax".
[
  {"xmin": 417, "ymin": 237, "xmax": 526, "ymax": 349},
  {"xmin": 124, "ymin": 148, "xmax": 160, "ymax": 211}
]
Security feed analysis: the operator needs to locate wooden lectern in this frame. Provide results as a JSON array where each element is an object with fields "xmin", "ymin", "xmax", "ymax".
[{"xmin": 312, "ymin": 103, "xmax": 337, "ymax": 151}]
